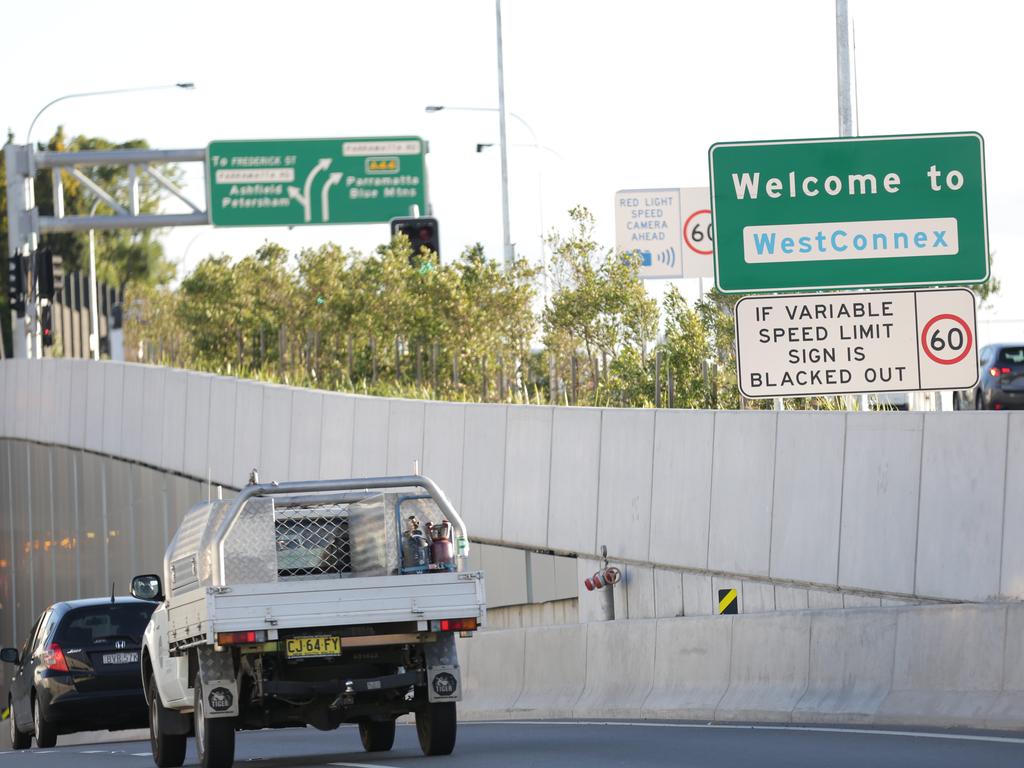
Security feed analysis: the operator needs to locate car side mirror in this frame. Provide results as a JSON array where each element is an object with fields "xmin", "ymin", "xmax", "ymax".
[
  {"xmin": 131, "ymin": 574, "xmax": 163, "ymax": 602},
  {"xmin": 0, "ymin": 647, "xmax": 19, "ymax": 664}
]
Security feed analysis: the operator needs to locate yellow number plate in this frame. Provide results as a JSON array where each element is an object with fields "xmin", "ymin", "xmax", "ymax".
[{"xmin": 285, "ymin": 635, "xmax": 341, "ymax": 658}]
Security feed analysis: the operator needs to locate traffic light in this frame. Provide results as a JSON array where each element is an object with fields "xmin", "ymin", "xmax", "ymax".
[
  {"xmin": 40, "ymin": 304, "xmax": 54, "ymax": 347},
  {"xmin": 8, "ymin": 253, "xmax": 25, "ymax": 317},
  {"xmin": 35, "ymin": 247, "xmax": 63, "ymax": 299},
  {"xmin": 390, "ymin": 217, "xmax": 440, "ymax": 263}
]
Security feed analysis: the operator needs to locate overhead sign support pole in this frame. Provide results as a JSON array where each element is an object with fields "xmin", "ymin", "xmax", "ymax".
[
  {"xmin": 4, "ymin": 144, "xmax": 211, "ymax": 358},
  {"xmin": 5, "ymin": 143, "xmax": 34, "ymax": 358}
]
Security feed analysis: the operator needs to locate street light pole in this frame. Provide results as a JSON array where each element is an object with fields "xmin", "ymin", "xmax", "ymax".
[
  {"xmin": 475, "ymin": 141, "xmax": 560, "ymax": 304},
  {"xmin": 493, "ymin": 0, "xmax": 512, "ymax": 270},
  {"xmin": 26, "ymin": 82, "xmax": 195, "ymax": 147},
  {"xmin": 427, "ymin": 105, "xmax": 538, "ymax": 144},
  {"xmin": 425, "ymin": 105, "xmax": 547, "ymax": 282},
  {"xmin": 13, "ymin": 81, "xmax": 195, "ymax": 358}
]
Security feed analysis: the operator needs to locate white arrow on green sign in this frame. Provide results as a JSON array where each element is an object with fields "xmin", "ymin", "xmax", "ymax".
[
  {"xmin": 709, "ymin": 132, "xmax": 989, "ymax": 293},
  {"xmin": 207, "ymin": 137, "xmax": 427, "ymax": 227}
]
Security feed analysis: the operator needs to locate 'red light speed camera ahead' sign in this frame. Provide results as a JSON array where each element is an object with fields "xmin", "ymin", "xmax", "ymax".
[{"xmin": 734, "ymin": 287, "xmax": 979, "ymax": 399}]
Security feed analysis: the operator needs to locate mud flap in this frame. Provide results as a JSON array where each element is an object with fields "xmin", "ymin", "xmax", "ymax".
[
  {"xmin": 425, "ymin": 634, "xmax": 462, "ymax": 703},
  {"xmin": 197, "ymin": 646, "xmax": 238, "ymax": 718}
]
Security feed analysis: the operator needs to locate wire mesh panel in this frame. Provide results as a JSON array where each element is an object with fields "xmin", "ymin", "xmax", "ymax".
[{"xmin": 275, "ymin": 505, "xmax": 352, "ymax": 580}]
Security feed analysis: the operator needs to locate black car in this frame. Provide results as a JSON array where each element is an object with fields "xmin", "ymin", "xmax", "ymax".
[
  {"xmin": 954, "ymin": 343, "xmax": 1024, "ymax": 410},
  {"xmin": 2, "ymin": 596, "xmax": 158, "ymax": 749}
]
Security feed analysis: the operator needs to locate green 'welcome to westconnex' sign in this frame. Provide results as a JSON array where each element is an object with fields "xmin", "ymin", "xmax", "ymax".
[{"xmin": 709, "ymin": 132, "xmax": 988, "ymax": 294}]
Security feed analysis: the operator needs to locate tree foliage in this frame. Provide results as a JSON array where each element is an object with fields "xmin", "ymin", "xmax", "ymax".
[
  {"xmin": 542, "ymin": 206, "xmax": 658, "ymax": 403},
  {"xmin": 134, "ymin": 235, "xmax": 538, "ymax": 397}
]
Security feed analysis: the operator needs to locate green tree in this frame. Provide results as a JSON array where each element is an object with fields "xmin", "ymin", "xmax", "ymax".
[
  {"xmin": 695, "ymin": 288, "xmax": 745, "ymax": 409},
  {"xmin": 295, "ymin": 242, "xmax": 362, "ymax": 381},
  {"xmin": 123, "ymin": 282, "xmax": 188, "ymax": 364},
  {"xmin": 233, "ymin": 242, "xmax": 297, "ymax": 370},
  {"xmin": 543, "ymin": 206, "xmax": 658, "ymax": 404},
  {"xmin": 659, "ymin": 286, "xmax": 714, "ymax": 408},
  {"xmin": 176, "ymin": 255, "xmax": 241, "ymax": 365},
  {"xmin": 972, "ymin": 252, "xmax": 1001, "ymax": 308}
]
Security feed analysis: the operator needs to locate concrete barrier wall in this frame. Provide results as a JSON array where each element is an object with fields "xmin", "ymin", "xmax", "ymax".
[
  {"xmin": 2, "ymin": 359, "xmax": 1021, "ymax": 603},
  {"xmin": 461, "ymin": 603, "xmax": 1024, "ymax": 731}
]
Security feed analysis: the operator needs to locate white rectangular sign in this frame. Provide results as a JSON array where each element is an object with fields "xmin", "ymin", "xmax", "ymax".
[
  {"xmin": 734, "ymin": 287, "xmax": 979, "ymax": 398},
  {"xmin": 614, "ymin": 187, "xmax": 713, "ymax": 278}
]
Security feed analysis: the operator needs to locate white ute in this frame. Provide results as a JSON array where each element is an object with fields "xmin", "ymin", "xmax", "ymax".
[{"xmin": 130, "ymin": 474, "xmax": 486, "ymax": 768}]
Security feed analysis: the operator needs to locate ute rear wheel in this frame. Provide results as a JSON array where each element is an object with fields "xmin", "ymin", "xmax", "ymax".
[
  {"xmin": 149, "ymin": 676, "xmax": 187, "ymax": 767},
  {"xmin": 194, "ymin": 674, "xmax": 235, "ymax": 768},
  {"xmin": 359, "ymin": 718, "xmax": 396, "ymax": 752},
  {"xmin": 9, "ymin": 699, "xmax": 31, "ymax": 750},
  {"xmin": 416, "ymin": 701, "xmax": 456, "ymax": 756}
]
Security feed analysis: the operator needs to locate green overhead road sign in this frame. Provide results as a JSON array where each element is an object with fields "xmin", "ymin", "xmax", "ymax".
[
  {"xmin": 709, "ymin": 132, "xmax": 988, "ymax": 293},
  {"xmin": 207, "ymin": 137, "xmax": 427, "ymax": 227}
]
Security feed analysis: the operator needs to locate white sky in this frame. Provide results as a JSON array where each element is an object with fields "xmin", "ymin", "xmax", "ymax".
[{"xmin": 4, "ymin": 0, "xmax": 1022, "ymax": 345}]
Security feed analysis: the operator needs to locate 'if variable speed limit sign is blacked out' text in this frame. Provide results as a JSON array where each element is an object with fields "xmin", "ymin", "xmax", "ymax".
[{"xmin": 734, "ymin": 288, "xmax": 979, "ymax": 399}]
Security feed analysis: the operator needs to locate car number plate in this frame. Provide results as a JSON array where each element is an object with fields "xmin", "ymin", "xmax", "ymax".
[
  {"xmin": 102, "ymin": 652, "xmax": 138, "ymax": 665},
  {"xmin": 285, "ymin": 636, "xmax": 341, "ymax": 659}
]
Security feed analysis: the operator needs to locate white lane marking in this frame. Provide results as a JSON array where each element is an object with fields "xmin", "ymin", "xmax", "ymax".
[
  {"xmin": 462, "ymin": 720, "xmax": 1024, "ymax": 745},
  {"xmin": 130, "ymin": 753, "xmax": 152, "ymax": 757},
  {"xmin": 80, "ymin": 750, "xmax": 109, "ymax": 753},
  {"xmin": 329, "ymin": 763, "xmax": 404, "ymax": 768}
]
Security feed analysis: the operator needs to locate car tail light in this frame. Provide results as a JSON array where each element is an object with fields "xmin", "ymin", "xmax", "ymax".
[
  {"xmin": 216, "ymin": 630, "xmax": 266, "ymax": 645},
  {"xmin": 990, "ymin": 367, "xmax": 1011, "ymax": 377},
  {"xmin": 432, "ymin": 618, "xmax": 478, "ymax": 632},
  {"xmin": 41, "ymin": 642, "xmax": 68, "ymax": 672}
]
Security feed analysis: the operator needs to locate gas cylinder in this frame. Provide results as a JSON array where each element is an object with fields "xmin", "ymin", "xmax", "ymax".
[
  {"xmin": 402, "ymin": 516, "xmax": 431, "ymax": 568},
  {"xmin": 429, "ymin": 521, "xmax": 455, "ymax": 568}
]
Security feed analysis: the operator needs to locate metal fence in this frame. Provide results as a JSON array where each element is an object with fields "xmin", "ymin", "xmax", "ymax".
[{"xmin": 50, "ymin": 270, "xmax": 123, "ymax": 359}]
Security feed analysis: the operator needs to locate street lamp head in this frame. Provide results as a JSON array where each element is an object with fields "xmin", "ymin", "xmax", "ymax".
[
  {"xmin": 476, "ymin": 143, "xmax": 494, "ymax": 153},
  {"xmin": 424, "ymin": 105, "xmax": 445, "ymax": 113},
  {"xmin": 176, "ymin": 82, "xmax": 195, "ymax": 90}
]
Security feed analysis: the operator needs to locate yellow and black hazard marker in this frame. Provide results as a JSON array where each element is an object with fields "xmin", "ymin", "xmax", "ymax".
[{"xmin": 718, "ymin": 588, "xmax": 738, "ymax": 615}]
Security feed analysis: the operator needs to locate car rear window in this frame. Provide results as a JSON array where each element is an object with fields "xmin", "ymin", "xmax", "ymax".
[
  {"xmin": 998, "ymin": 347, "xmax": 1024, "ymax": 365},
  {"xmin": 56, "ymin": 604, "xmax": 155, "ymax": 645}
]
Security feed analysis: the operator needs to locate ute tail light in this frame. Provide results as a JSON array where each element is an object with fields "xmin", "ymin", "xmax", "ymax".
[
  {"xmin": 432, "ymin": 618, "xmax": 478, "ymax": 632},
  {"xmin": 216, "ymin": 630, "xmax": 266, "ymax": 646},
  {"xmin": 41, "ymin": 642, "xmax": 68, "ymax": 672},
  {"xmin": 990, "ymin": 367, "xmax": 1011, "ymax": 377}
]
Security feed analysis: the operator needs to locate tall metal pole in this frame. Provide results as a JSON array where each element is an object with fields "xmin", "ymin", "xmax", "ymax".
[
  {"xmin": 837, "ymin": 0, "xmax": 870, "ymax": 412},
  {"xmin": 88, "ymin": 200, "xmax": 101, "ymax": 360},
  {"xmin": 5, "ymin": 143, "xmax": 33, "ymax": 358},
  {"xmin": 836, "ymin": 0, "xmax": 854, "ymax": 138},
  {"xmin": 427, "ymin": 105, "xmax": 547, "ymax": 281},
  {"xmin": 495, "ymin": 0, "xmax": 514, "ymax": 271}
]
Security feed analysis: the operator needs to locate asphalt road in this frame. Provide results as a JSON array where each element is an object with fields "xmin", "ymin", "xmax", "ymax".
[{"xmin": 3, "ymin": 720, "xmax": 1024, "ymax": 768}]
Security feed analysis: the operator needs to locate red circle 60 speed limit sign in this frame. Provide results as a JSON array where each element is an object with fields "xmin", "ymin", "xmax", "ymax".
[
  {"xmin": 683, "ymin": 209, "xmax": 713, "ymax": 255},
  {"xmin": 921, "ymin": 313, "xmax": 973, "ymax": 365}
]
